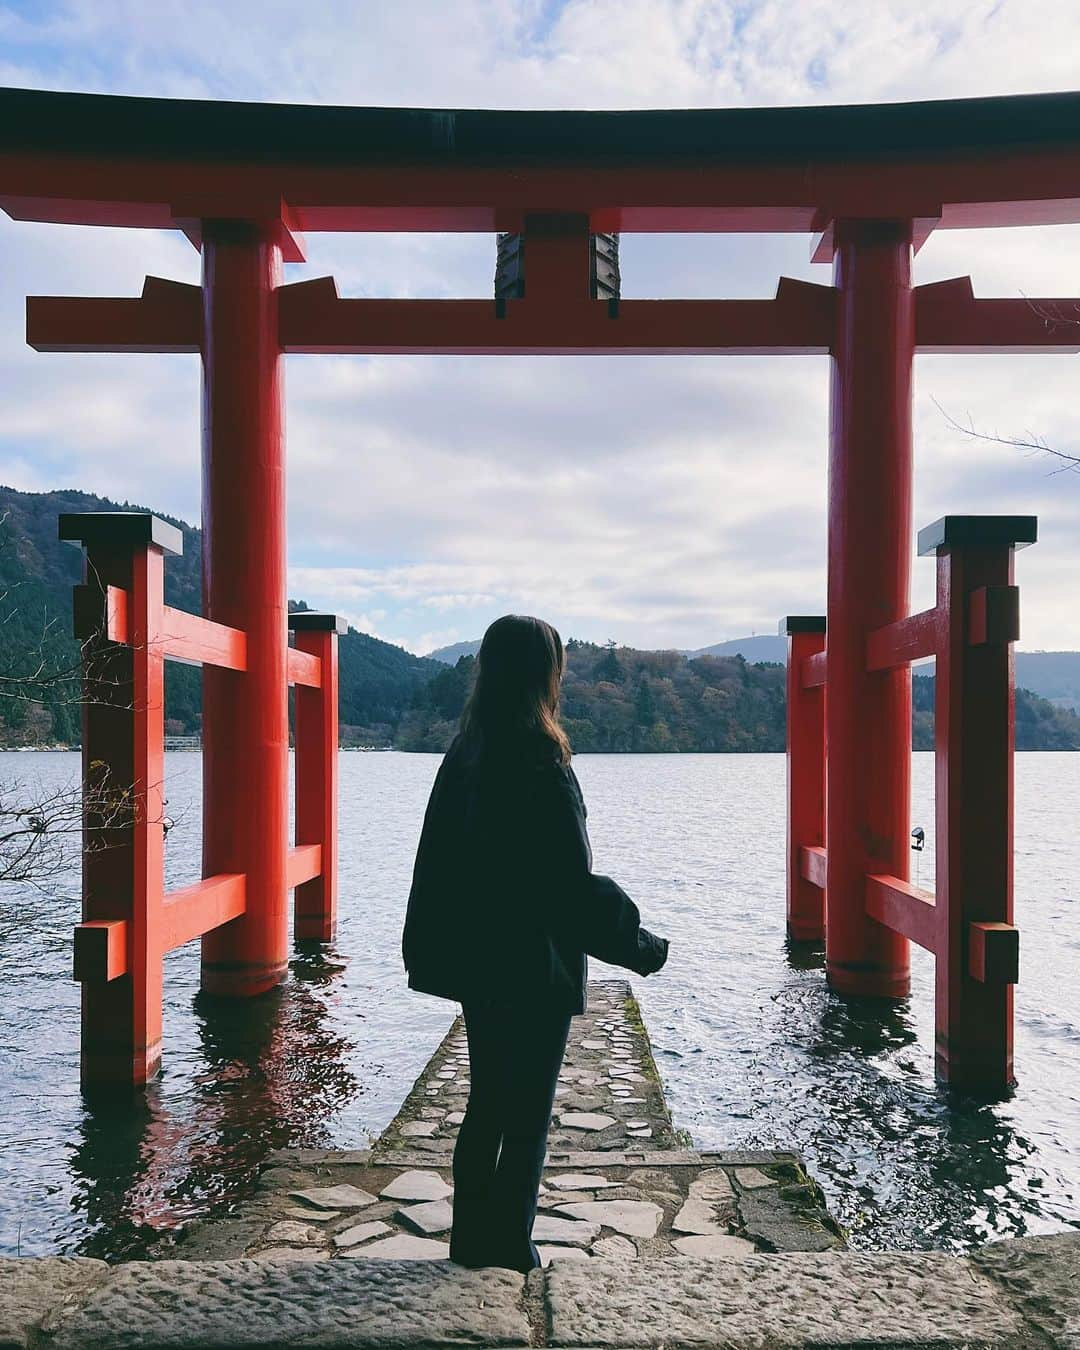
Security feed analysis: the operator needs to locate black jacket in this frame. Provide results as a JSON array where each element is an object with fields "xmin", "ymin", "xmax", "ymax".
[{"xmin": 402, "ymin": 731, "xmax": 669, "ymax": 1015}]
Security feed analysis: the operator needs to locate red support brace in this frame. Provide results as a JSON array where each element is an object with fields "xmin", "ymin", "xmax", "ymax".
[
  {"xmin": 61, "ymin": 510, "xmax": 332, "ymax": 1086},
  {"xmin": 60, "ymin": 512, "xmax": 181, "ymax": 1088},
  {"xmin": 782, "ymin": 617, "xmax": 826, "ymax": 942},
  {"xmin": 789, "ymin": 513, "xmax": 1034, "ymax": 1090},
  {"xmin": 922, "ymin": 515, "xmax": 1035, "ymax": 1091},
  {"xmin": 290, "ymin": 613, "xmax": 344, "ymax": 943}
]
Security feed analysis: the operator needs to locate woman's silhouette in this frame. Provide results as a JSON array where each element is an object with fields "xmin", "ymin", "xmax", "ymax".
[{"xmin": 402, "ymin": 614, "xmax": 670, "ymax": 1272}]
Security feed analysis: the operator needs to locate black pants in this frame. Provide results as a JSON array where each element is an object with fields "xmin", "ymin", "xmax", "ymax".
[{"xmin": 449, "ymin": 998, "xmax": 572, "ymax": 1272}]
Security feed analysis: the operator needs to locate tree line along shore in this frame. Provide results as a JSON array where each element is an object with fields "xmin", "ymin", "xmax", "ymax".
[{"xmin": 2, "ymin": 485, "xmax": 1078, "ymax": 753}]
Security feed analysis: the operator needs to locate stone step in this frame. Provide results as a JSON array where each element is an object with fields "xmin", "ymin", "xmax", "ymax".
[{"xmin": 7, "ymin": 1234, "xmax": 1080, "ymax": 1348}]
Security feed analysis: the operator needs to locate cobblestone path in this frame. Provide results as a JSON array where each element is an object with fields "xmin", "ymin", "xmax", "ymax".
[{"xmin": 177, "ymin": 981, "xmax": 842, "ymax": 1266}]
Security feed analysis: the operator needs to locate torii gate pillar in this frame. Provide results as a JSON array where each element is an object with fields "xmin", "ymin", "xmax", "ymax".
[
  {"xmin": 199, "ymin": 220, "xmax": 290, "ymax": 997},
  {"xmin": 825, "ymin": 219, "xmax": 915, "ymax": 998}
]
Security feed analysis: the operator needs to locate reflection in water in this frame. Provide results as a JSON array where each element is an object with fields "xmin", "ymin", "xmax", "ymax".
[
  {"xmin": 71, "ymin": 950, "xmax": 358, "ymax": 1261},
  {"xmin": 782, "ymin": 936, "xmax": 825, "ymax": 974},
  {"xmin": 764, "ymin": 939, "xmax": 1032, "ymax": 1250}
]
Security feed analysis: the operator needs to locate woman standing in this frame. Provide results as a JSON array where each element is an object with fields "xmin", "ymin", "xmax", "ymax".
[{"xmin": 402, "ymin": 614, "xmax": 670, "ymax": 1273}]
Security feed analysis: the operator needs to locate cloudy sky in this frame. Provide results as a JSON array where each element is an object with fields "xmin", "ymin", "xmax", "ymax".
[{"xmin": 3, "ymin": 0, "xmax": 1080, "ymax": 656}]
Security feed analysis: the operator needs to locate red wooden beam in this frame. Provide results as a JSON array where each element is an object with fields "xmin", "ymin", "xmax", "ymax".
[
  {"xmin": 286, "ymin": 843, "xmax": 322, "ymax": 890},
  {"xmin": 799, "ymin": 844, "xmax": 827, "ymax": 890},
  {"xmin": 30, "ymin": 270, "xmax": 1080, "ymax": 358},
  {"xmin": 161, "ymin": 606, "xmax": 247, "ymax": 671},
  {"xmin": 287, "ymin": 646, "xmax": 321, "ymax": 688},
  {"xmin": 865, "ymin": 873, "xmax": 938, "ymax": 953},
  {"xmin": 10, "ymin": 83, "xmax": 1080, "ymax": 234},
  {"xmin": 74, "ymin": 583, "xmax": 247, "ymax": 671},
  {"xmin": 866, "ymin": 607, "xmax": 940, "ymax": 672},
  {"xmin": 28, "ymin": 277, "xmax": 201, "ymax": 353},
  {"xmin": 75, "ymin": 875, "xmax": 248, "ymax": 980},
  {"xmin": 160, "ymin": 873, "xmax": 247, "ymax": 954},
  {"xmin": 278, "ymin": 276, "xmax": 838, "ymax": 355},
  {"xmin": 801, "ymin": 651, "xmax": 827, "ymax": 689},
  {"xmin": 915, "ymin": 277, "xmax": 1080, "ymax": 352}
]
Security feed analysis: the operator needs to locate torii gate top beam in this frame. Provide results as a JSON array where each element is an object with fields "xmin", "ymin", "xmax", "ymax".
[{"xmin": 4, "ymin": 85, "xmax": 1080, "ymax": 235}]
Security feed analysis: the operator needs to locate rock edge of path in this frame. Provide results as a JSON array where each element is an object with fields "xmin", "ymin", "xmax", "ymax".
[{"xmin": 4, "ymin": 1232, "xmax": 1080, "ymax": 1348}]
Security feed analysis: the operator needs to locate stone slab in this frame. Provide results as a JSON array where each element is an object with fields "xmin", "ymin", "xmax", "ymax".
[
  {"xmin": 333, "ymin": 1221, "xmax": 392, "ymax": 1249},
  {"xmin": 356, "ymin": 1235, "xmax": 452, "ymax": 1261},
  {"xmin": 736, "ymin": 1188, "xmax": 840, "ymax": 1253},
  {"xmin": 559, "ymin": 1112, "xmax": 617, "ymax": 1131},
  {"xmin": 251, "ymin": 1246, "xmax": 326, "ymax": 1263},
  {"xmin": 972, "ymin": 1230, "xmax": 1080, "ymax": 1347},
  {"xmin": 378, "ymin": 1170, "xmax": 453, "ymax": 1203},
  {"xmin": 538, "ymin": 1245, "xmax": 591, "ymax": 1266},
  {"xmin": 671, "ymin": 1196, "xmax": 726, "ymax": 1236},
  {"xmin": 288, "ymin": 1184, "xmax": 377, "ymax": 1211},
  {"xmin": 591, "ymin": 1235, "xmax": 638, "ymax": 1261},
  {"xmin": 0, "ymin": 1257, "xmax": 107, "ymax": 1349},
  {"xmin": 671, "ymin": 1233, "xmax": 756, "ymax": 1258},
  {"xmin": 545, "ymin": 1250, "xmax": 1028, "ymax": 1347},
  {"xmin": 532, "ymin": 1215, "xmax": 602, "ymax": 1246},
  {"xmin": 689, "ymin": 1167, "xmax": 734, "ymax": 1202},
  {"xmin": 554, "ymin": 1200, "xmax": 662, "ymax": 1239},
  {"xmin": 49, "ymin": 1257, "xmax": 527, "ymax": 1347},
  {"xmin": 538, "ymin": 1191, "xmax": 594, "ymax": 1210},
  {"xmin": 733, "ymin": 1166, "xmax": 774, "ymax": 1189},
  {"xmin": 547, "ymin": 1173, "xmax": 620, "ymax": 1191},
  {"xmin": 397, "ymin": 1198, "xmax": 454, "ymax": 1235}
]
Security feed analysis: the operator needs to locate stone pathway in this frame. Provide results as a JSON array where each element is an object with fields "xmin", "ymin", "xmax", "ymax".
[
  {"xmin": 378, "ymin": 980, "xmax": 680, "ymax": 1156},
  {"xmin": 176, "ymin": 980, "xmax": 842, "ymax": 1266}
]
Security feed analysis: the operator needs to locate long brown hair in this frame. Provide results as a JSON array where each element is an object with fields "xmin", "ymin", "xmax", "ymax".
[{"xmin": 458, "ymin": 615, "xmax": 572, "ymax": 767}]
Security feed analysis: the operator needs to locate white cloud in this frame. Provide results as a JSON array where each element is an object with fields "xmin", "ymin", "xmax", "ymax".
[{"xmin": 2, "ymin": 1, "xmax": 1080, "ymax": 651}]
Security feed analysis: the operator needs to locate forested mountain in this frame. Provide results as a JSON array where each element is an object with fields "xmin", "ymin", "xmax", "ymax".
[
  {"xmin": 2, "ymin": 485, "xmax": 1078, "ymax": 752},
  {"xmin": 437, "ymin": 631, "xmax": 1080, "ymax": 714},
  {"xmin": 401, "ymin": 642, "xmax": 1080, "ymax": 753},
  {"xmin": 399, "ymin": 640, "xmax": 788, "ymax": 752}
]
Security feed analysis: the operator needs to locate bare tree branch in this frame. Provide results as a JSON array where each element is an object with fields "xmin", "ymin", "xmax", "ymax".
[
  {"xmin": 932, "ymin": 395, "xmax": 1080, "ymax": 475},
  {"xmin": 931, "ymin": 292, "xmax": 1080, "ymax": 473}
]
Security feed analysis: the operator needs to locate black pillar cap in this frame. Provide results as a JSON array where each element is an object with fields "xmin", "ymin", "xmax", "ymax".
[
  {"xmin": 917, "ymin": 515, "xmax": 1037, "ymax": 557},
  {"xmin": 779, "ymin": 616, "xmax": 826, "ymax": 636},
  {"xmin": 288, "ymin": 612, "xmax": 348, "ymax": 635},
  {"xmin": 58, "ymin": 511, "xmax": 183, "ymax": 558}
]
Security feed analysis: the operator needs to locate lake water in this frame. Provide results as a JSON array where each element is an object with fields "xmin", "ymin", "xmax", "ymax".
[{"xmin": 1, "ymin": 749, "xmax": 1078, "ymax": 1260}]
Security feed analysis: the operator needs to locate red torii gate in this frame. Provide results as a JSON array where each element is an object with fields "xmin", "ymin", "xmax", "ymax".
[{"xmin": 3, "ymin": 85, "xmax": 1074, "ymax": 1093}]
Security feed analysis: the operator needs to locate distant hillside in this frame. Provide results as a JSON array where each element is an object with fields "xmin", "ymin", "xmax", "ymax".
[
  {"xmin": 399, "ymin": 640, "xmax": 788, "ymax": 753},
  {"xmin": 427, "ymin": 634, "xmax": 788, "ymax": 665},
  {"xmin": 399, "ymin": 641, "xmax": 1080, "ymax": 753},
  {"xmin": 685, "ymin": 634, "xmax": 787, "ymax": 663},
  {"xmin": 425, "ymin": 639, "xmax": 481, "ymax": 664},
  {"xmin": 0, "ymin": 486, "xmax": 440, "ymax": 747},
  {"xmin": 430, "ymin": 629, "xmax": 1080, "ymax": 715},
  {"xmin": 2, "ymin": 489, "xmax": 1078, "ymax": 753}
]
